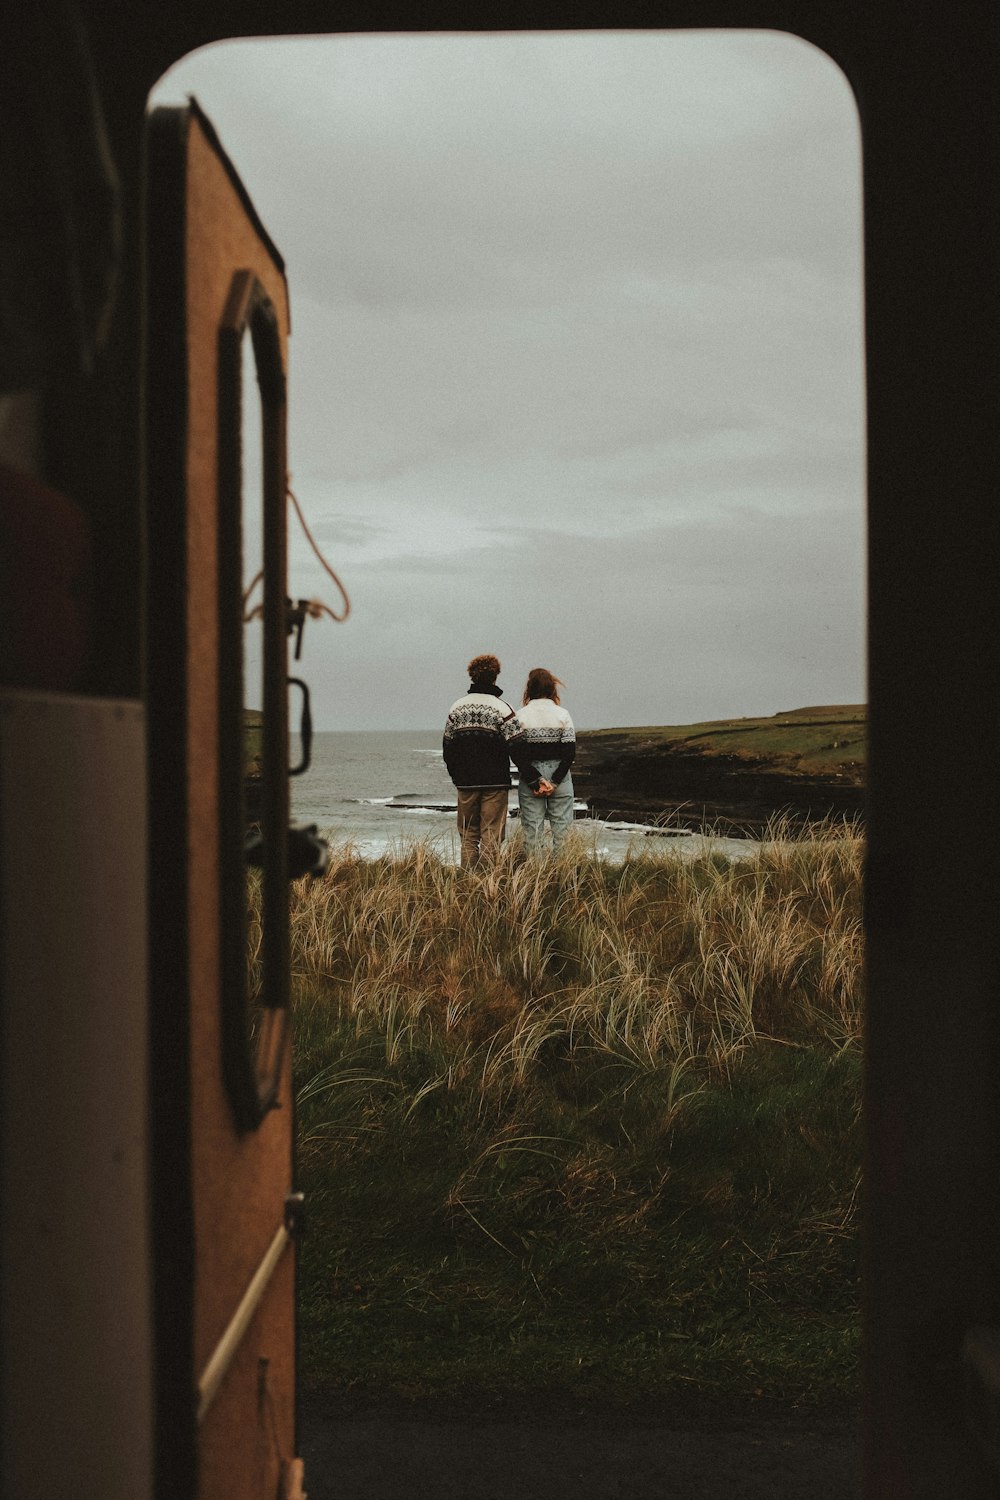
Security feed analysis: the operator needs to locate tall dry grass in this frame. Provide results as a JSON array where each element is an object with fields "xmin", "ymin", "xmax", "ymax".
[
  {"xmin": 290, "ymin": 817, "xmax": 863, "ymax": 1109},
  {"xmin": 287, "ymin": 819, "xmax": 864, "ymax": 1399}
]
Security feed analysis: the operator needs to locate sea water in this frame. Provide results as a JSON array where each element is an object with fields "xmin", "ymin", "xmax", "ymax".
[{"xmin": 290, "ymin": 730, "xmax": 754, "ymax": 864}]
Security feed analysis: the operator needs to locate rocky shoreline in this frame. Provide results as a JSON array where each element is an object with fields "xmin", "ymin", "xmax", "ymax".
[{"xmin": 572, "ymin": 725, "xmax": 865, "ymax": 838}]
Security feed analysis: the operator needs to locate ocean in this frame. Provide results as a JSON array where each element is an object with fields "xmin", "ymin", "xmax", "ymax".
[{"xmin": 290, "ymin": 730, "xmax": 754, "ymax": 863}]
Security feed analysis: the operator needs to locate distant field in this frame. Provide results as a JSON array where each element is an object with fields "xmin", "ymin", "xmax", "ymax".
[{"xmin": 581, "ymin": 706, "xmax": 867, "ymax": 780}]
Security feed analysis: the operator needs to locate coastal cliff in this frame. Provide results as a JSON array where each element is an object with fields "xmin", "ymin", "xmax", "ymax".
[{"xmin": 573, "ymin": 706, "xmax": 866, "ymax": 835}]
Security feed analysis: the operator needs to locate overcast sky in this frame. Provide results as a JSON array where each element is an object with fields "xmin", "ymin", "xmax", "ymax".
[{"xmin": 151, "ymin": 30, "xmax": 865, "ymax": 731}]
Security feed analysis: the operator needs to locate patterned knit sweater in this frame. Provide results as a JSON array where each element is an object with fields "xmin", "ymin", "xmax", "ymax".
[
  {"xmin": 442, "ymin": 686, "xmax": 540, "ymax": 790},
  {"xmin": 516, "ymin": 697, "xmax": 576, "ymax": 785}
]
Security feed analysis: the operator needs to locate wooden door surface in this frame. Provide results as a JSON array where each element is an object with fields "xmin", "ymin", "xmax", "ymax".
[{"xmin": 144, "ymin": 100, "xmax": 303, "ymax": 1500}]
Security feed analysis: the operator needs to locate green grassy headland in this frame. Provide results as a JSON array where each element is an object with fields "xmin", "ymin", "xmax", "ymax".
[
  {"xmin": 574, "ymin": 705, "xmax": 866, "ymax": 831},
  {"xmin": 581, "ymin": 705, "xmax": 866, "ymax": 775}
]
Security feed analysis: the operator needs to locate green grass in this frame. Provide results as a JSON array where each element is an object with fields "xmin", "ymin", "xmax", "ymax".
[
  {"xmin": 580, "ymin": 706, "xmax": 867, "ymax": 776},
  {"xmin": 289, "ymin": 821, "xmax": 863, "ymax": 1404}
]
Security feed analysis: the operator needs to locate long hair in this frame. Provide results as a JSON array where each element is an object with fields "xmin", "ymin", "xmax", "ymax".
[{"xmin": 523, "ymin": 667, "xmax": 563, "ymax": 705}]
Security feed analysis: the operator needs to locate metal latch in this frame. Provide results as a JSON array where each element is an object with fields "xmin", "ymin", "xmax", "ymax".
[{"xmin": 284, "ymin": 1191, "xmax": 306, "ymax": 1242}]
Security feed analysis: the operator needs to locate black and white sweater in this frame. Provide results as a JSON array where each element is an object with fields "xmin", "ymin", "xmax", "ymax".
[
  {"xmin": 442, "ymin": 686, "xmax": 540, "ymax": 790},
  {"xmin": 516, "ymin": 698, "xmax": 576, "ymax": 785}
]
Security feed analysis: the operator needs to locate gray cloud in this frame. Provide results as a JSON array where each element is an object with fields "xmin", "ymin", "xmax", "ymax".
[
  {"xmin": 151, "ymin": 31, "xmax": 865, "ymax": 730},
  {"xmin": 292, "ymin": 508, "xmax": 864, "ymax": 728}
]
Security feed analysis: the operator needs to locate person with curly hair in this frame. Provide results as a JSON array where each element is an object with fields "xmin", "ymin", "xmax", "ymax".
[
  {"xmin": 442, "ymin": 653, "xmax": 543, "ymax": 868},
  {"xmin": 516, "ymin": 667, "xmax": 576, "ymax": 856}
]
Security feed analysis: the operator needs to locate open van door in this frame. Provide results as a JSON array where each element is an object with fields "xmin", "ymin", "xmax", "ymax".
[{"xmin": 144, "ymin": 100, "xmax": 304, "ymax": 1500}]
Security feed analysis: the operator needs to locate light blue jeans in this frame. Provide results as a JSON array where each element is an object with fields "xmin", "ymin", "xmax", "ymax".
[{"xmin": 518, "ymin": 760, "xmax": 575, "ymax": 855}]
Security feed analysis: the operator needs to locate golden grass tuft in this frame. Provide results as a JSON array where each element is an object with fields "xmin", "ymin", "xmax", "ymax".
[
  {"xmin": 288, "ymin": 817, "xmax": 863, "ymax": 1093},
  {"xmin": 288, "ymin": 818, "xmax": 864, "ymax": 1401}
]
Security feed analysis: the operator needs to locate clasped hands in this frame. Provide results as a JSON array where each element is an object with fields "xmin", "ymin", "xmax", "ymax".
[{"xmin": 533, "ymin": 778, "xmax": 556, "ymax": 797}]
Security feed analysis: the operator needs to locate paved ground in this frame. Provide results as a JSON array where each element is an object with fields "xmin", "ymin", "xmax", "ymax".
[{"xmin": 298, "ymin": 1391, "xmax": 861, "ymax": 1499}]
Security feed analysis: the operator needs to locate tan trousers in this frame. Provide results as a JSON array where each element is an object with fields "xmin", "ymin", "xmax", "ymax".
[{"xmin": 456, "ymin": 787, "xmax": 509, "ymax": 868}]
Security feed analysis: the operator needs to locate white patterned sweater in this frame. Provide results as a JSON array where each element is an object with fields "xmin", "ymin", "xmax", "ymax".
[
  {"xmin": 442, "ymin": 689, "xmax": 539, "ymax": 790},
  {"xmin": 517, "ymin": 697, "xmax": 576, "ymax": 785}
]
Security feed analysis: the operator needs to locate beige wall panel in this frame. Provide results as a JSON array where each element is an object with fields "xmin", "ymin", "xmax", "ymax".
[{"xmin": 0, "ymin": 692, "xmax": 152, "ymax": 1500}]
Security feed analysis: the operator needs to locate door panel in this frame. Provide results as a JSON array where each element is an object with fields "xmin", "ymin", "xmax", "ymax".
[{"xmin": 144, "ymin": 100, "xmax": 300, "ymax": 1500}]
